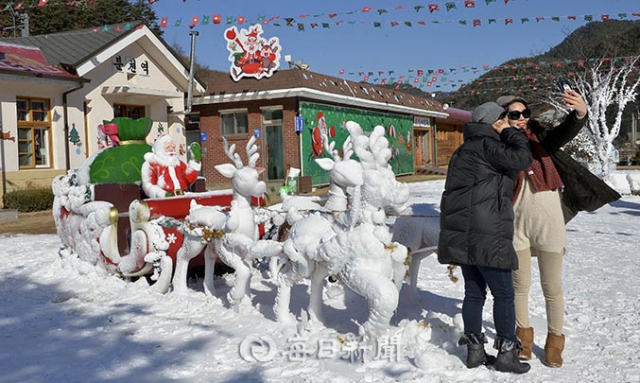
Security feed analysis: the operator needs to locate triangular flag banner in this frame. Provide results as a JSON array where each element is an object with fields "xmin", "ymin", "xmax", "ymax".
[
  {"xmin": 374, "ymin": 22, "xmax": 382, "ymax": 28},
  {"xmin": 405, "ymin": 21, "xmax": 412, "ymax": 27},
  {"xmin": 201, "ymin": 15, "xmax": 210, "ymax": 25},
  {"xmin": 226, "ymin": 17, "xmax": 234, "ymax": 25},
  {"xmin": 414, "ymin": 5, "xmax": 425, "ymax": 12},
  {"xmin": 428, "ymin": 4, "xmax": 439, "ymax": 13},
  {"xmin": 175, "ymin": 18, "xmax": 182, "ymax": 27},
  {"xmin": 298, "ymin": 23, "xmax": 305, "ymax": 31},
  {"xmin": 445, "ymin": 2, "xmax": 457, "ymax": 11},
  {"xmin": 505, "ymin": 18, "xmax": 513, "ymax": 25},
  {"xmin": 473, "ymin": 19, "xmax": 481, "ymax": 27},
  {"xmin": 465, "ymin": 0, "xmax": 475, "ymax": 8},
  {"xmin": 378, "ymin": 9, "xmax": 388, "ymax": 15},
  {"xmin": 322, "ymin": 23, "xmax": 329, "ymax": 28},
  {"xmin": 38, "ymin": 0, "xmax": 49, "ymax": 6},
  {"xmin": 190, "ymin": 16, "xmax": 200, "ymax": 28},
  {"xmin": 458, "ymin": 20, "xmax": 467, "ymax": 25},
  {"xmin": 213, "ymin": 15, "xmax": 221, "ymax": 24},
  {"xmin": 521, "ymin": 18, "xmax": 530, "ymax": 24},
  {"xmin": 488, "ymin": 19, "xmax": 497, "ymax": 24},
  {"xmin": 238, "ymin": 16, "xmax": 245, "ymax": 25}
]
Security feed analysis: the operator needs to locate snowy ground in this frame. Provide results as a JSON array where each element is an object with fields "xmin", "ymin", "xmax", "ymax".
[{"xmin": 1, "ymin": 173, "xmax": 639, "ymax": 383}]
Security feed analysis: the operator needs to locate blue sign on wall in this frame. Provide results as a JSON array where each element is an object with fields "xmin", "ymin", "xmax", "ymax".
[
  {"xmin": 200, "ymin": 132, "xmax": 207, "ymax": 141},
  {"xmin": 295, "ymin": 116, "xmax": 305, "ymax": 132},
  {"xmin": 254, "ymin": 128, "xmax": 261, "ymax": 138}
]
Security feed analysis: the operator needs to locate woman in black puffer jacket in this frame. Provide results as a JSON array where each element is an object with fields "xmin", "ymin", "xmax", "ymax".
[{"xmin": 438, "ymin": 102, "xmax": 532, "ymax": 374}]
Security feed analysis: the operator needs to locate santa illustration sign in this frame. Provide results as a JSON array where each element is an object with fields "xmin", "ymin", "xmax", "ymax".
[{"xmin": 224, "ymin": 24, "xmax": 281, "ymax": 82}]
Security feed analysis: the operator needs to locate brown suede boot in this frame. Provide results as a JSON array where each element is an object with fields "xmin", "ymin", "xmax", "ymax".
[
  {"xmin": 543, "ymin": 333, "xmax": 565, "ymax": 368},
  {"xmin": 516, "ymin": 327, "xmax": 533, "ymax": 360}
]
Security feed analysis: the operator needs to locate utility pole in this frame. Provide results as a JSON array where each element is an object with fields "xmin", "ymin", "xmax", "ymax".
[
  {"xmin": 19, "ymin": 13, "xmax": 29, "ymax": 37},
  {"xmin": 186, "ymin": 30, "xmax": 199, "ymax": 113}
]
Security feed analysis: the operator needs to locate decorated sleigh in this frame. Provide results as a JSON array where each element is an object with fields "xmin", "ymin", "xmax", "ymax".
[{"xmin": 52, "ymin": 117, "xmax": 266, "ymax": 294}]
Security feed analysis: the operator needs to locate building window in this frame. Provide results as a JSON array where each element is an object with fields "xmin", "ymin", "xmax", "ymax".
[
  {"xmin": 221, "ymin": 109, "xmax": 248, "ymax": 135},
  {"xmin": 17, "ymin": 98, "xmax": 52, "ymax": 169},
  {"xmin": 114, "ymin": 104, "xmax": 145, "ymax": 119}
]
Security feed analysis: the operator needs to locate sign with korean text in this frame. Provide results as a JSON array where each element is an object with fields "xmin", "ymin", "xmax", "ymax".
[{"xmin": 113, "ymin": 55, "xmax": 149, "ymax": 76}]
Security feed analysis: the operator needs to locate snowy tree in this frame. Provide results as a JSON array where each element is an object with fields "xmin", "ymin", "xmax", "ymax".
[{"xmin": 552, "ymin": 55, "xmax": 640, "ymax": 180}]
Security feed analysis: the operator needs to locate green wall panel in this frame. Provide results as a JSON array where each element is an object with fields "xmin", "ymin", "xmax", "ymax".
[{"xmin": 299, "ymin": 102, "xmax": 415, "ymax": 185}]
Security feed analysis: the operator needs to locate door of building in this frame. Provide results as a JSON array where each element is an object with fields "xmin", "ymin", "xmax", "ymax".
[
  {"xmin": 414, "ymin": 129, "xmax": 432, "ymax": 168},
  {"xmin": 265, "ymin": 125, "xmax": 284, "ymax": 180}
]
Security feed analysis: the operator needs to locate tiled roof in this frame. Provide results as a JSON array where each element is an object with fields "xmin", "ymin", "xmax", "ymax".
[
  {"xmin": 201, "ymin": 69, "xmax": 447, "ymax": 116},
  {"xmin": 3, "ymin": 22, "xmax": 143, "ymax": 67}
]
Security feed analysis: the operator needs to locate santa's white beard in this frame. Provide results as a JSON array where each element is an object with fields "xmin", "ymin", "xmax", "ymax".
[{"xmin": 154, "ymin": 152, "xmax": 180, "ymax": 167}]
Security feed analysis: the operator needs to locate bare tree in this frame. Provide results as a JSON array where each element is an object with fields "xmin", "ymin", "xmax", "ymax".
[{"xmin": 550, "ymin": 55, "xmax": 640, "ymax": 180}]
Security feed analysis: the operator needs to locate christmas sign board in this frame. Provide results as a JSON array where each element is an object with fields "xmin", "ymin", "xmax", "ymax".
[
  {"xmin": 299, "ymin": 102, "xmax": 414, "ymax": 185},
  {"xmin": 224, "ymin": 24, "xmax": 281, "ymax": 82}
]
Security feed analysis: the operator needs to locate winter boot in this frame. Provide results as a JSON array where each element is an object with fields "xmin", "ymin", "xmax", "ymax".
[
  {"xmin": 516, "ymin": 327, "xmax": 534, "ymax": 360},
  {"xmin": 494, "ymin": 338, "xmax": 531, "ymax": 374},
  {"xmin": 543, "ymin": 333, "xmax": 565, "ymax": 368},
  {"xmin": 458, "ymin": 333, "xmax": 496, "ymax": 368}
]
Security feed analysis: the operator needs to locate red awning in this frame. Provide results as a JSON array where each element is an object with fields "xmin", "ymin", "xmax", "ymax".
[{"xmin": 445, "ymin": 107, "xmax": 472, "ymax": 122}]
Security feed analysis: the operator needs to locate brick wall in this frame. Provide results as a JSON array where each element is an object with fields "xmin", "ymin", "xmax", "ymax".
[{"xmin": 195, "ymin": 97, "xmax": 299, "ymax": 186}]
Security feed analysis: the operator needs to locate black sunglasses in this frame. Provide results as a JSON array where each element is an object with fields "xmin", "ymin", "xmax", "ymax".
[{"xmin": 507, "ymin": 109, "xmax": 531, "ymax": 120}]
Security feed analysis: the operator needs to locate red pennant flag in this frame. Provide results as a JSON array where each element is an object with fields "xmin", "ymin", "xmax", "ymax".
[
  {"xmin": 339, "ymin": 69, "xmax": 345, "ymax": 74},
  {"xmin": 504, "ymin": 0, "xmax": 509, "ymax": 3},
  {"xmin": 465, "ymin": 0, "xmax": 475, "ymax": 8},
  {"xmin": 381, "ymin": 79, "xmax": 387, "ymax": 85},
  {"xmin": 417, "ymin": 21, "xmax": 426, "ymax": 25},
  {"xmin": 378, "ymin": 71, "xmax": 384, "ymax": 76},
  {"xmin": 601, "ymin": 14, "xmax": 609, "ymax": 20},
  {"xmin": 417, "ymin": 70, "xmax": 424, "ymax": 76},
  {"xmin": 568, "ymin": 15, "xmax": 576, "ymax": 20},
  {"xmin": 505, "ymin": 18, "xmax": 513, "ymax": 25},
  {"xmin": 395, "ymin": 85, "xmax": 400, "ymax": 90},
  {"xmin": 190, "ymin": 16, "xmax": 200, "ymax": 28},
  {"xmin": 432, "ymin": 77, "xmax": 437, "ymax": 82},
  {"xmin": 391, "ymin": 21, "xmax": 399, "ymax": 27},
  {"xmin": 364, "ymin": 75, "xmax": 370, "ymax": 81},
  {"xmin": 395, "ymin": 5, "xmax": 405, "ymax": 9},
  {"xmin": 160, "ymin": 17, "xmax": 169, "ymax": 28},
  {"xmin": 91, "ymin": 27, "xmax": 100, "ymax": 33},
  {"xmin": 632, "ymin": 13, "xmax": 640, "ymax": 18},
  {"xmin": 14, "ymin": 2, "xmax": 24, "ymax": 10},
  {"xmin": 38, "ymin": 0, "xmax": 49, "ymax": 6},
  {"xmin": 427, "ymin": 82, "xmax": 432, "ymax": 87},
  {"xmin": 310, "ymin": 23, "xmax": 318, "ymax": 28},
  {"xmin": 362, "ymin": 7, "xmax": 372, "ymax": 12},
  {"xmin": 536, "ymin": 17, "xmax": 545, "ymax": 22},
  {"xmin": 577, "ymin": 60, "xmax": 585, "ymax": 68},
  {"xmin": 399, "ymin": 75, "xmax": 405, "ymax": 79},
  {"xmin": 213, "ymin": 15, "xmax": 221, "ymax": 24},
  {"xmin": 329, "ymin": 13, "xmax": 338, "ymax": 18},
  {"xmin": 428, "ymin": 4, "xmax": 439, "ymax": 13},
  {"xmin": 238, "ymin": 16, "xmax": 245, "ymax": 25},
  {"xmin": 397, "ymin": 80, "xmax": 402, "ymax": 84},
  {"xmin": 414, "ymin": 77, "xmax": 420, "ymax": 83},
  {"xmin": 473, "ymin": 19, "xmax": 481, "ymax": 27},
  {"xmin": 437, "ymin": 69, "xmax": 445, "ymax": 74}
]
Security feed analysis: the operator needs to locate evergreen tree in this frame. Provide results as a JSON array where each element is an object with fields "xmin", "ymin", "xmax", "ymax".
[{"xmin": 0, "ymin": 0, "xmax": 160, "ymax": 37}]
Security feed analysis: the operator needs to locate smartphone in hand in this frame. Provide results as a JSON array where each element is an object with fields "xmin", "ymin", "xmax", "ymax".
[{"xmin": 557, "ymin": 78, "xmax": 572, "ymax": 93}]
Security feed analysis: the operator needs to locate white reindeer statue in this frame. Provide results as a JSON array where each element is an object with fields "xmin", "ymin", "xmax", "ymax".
[
  {"xmin": 251, "ymin": 132, "xmax": 364, "ymax": 324},
  {"xmin": 172, "ymin": 136, "xmax": 266, "ymax": 309},
  {"xmin": 252, "ymin": 122, "xmax": 410, "ymax": 341}
]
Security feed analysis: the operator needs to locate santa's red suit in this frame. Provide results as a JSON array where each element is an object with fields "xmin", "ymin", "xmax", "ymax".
[{"xmin": 141, "ymin": 135, "xmax": 201, "ymax": 198}]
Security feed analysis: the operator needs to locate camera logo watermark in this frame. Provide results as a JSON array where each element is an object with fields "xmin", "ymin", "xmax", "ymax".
[{"xmin": 239, "ymin": 335, "xmax": 278, "ymax": 362}]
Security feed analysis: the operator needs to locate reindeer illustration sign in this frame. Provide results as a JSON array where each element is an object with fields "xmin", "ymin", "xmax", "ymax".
[{"xmin": 224, "ymin": 24, "xmax": 281, "ymax": 82}]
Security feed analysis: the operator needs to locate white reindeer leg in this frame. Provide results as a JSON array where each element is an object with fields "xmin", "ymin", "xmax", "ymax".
[
  {"xmin": 274, "ymin": 274, "xmax": 296, "ymax": 324},
  {"xmin": 150, "ymin": 255, "xmax": 173, "ymax": 294},
  {"xmin": 172, "ymin": 235, "xmax": 206, "ymax": 295},
  {"xmin": 203, "ymin": 243, "xmax": 217, "ymax": 297},
  {"xmin": 215, "ymin": 239, "xmax": 251, "ymax": 308},
  {"xmin": 308, "ymin": 262, "xmax": 328, "ymax": 324},
  {"xmin": 344, "ymin": 269, "xmax": 399, "ymax": 342}
]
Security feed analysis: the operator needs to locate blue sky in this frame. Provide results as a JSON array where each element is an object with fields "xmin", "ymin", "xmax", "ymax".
[{"xmin": 151, "ymin": 0, "xmax": 637, "ymax": 89}]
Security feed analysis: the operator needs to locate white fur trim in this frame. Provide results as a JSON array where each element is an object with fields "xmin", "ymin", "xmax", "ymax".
[{"xmin": 189, "ymin": 160, "xmax": 202, "ymax": 172}]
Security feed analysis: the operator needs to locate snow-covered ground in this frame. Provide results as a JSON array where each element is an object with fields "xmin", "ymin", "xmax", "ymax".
[{"xmin": 1, "ymin": 173, "xmax": 639, "ymax": 383}]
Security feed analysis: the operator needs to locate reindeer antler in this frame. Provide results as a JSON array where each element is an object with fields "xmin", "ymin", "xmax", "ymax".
[
  {"xmin": 246, "ymin": 135, "xmax": 260, "ymax": 168},
  {"xmin": 322, "ymin": 134, "xmax": 342, "ymax": 162},
  {"xmin": 222, "ymin": 136, "xmax": 244, "ymax": 169},
  {"xmin": 342, "ymin": 135, "xmax": 354, "ymax": 162}
]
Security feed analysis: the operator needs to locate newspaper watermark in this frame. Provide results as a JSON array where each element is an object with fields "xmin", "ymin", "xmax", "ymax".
[{"xmin": 239, "ymin": 332, "xmax": 403, "ymax": 363}]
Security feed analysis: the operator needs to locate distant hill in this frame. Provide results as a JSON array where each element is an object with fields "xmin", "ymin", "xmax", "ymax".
[{"xmin": 443, "ymin": 20, "xmax": 640, "ymax": 111}]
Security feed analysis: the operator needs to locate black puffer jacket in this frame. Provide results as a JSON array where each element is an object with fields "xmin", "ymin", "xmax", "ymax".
[
  {"xmin": 438, "ymin": 124, "xmax": 532, "ymax": 270},
  {"xmin": 533, "ymin": 111, "xmax": 621, "ymax": 222}
]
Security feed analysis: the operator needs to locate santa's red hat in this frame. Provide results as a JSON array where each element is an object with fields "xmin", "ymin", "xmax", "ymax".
[
  {"xmin": 246, "ymin": 28, "xmax": 259, "ymax": 38},
  {"xmin": 315, "ymin": 111, "xmax": 324, "ymax": 121}
]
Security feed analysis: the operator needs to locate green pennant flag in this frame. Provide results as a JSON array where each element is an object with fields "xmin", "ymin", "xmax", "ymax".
[
  {"xmin": 485, "ymin": 0, "xmax": 496, "ymax": 4},
  {"xmin": 368, "ymin": 72, "xmax": 373, "ymax": 76},
  {"xmin": 584, "ymin": 15, "xmax": 593, "ymax": 21},
  {"xmin": 405, "ymin": 21, "xmax": 413, "ymax": 27},
  {"xmin": 346, "ymin": 11, "xmax": 355, "ymax": 15},
  {"xmin": 273, "ymin": 23, "xmax": 281, "ymax": 27},
  {"xmin": 298, "ymin": 23, "xmax": 304, "ymax": 31},
  {"xmin": 374, "ymin": 22, "xmax": 382, "ymax": 28},
  {"xmin": 551, "ymin": 16, "xmax": 560, "ymax": 22},
  {"xmin": 226, "ymin": 17, "xmax": 234, "ymax": 24},
  {"xmin": 414, "ymin": 5, "xmax": 425, "ymax": 12},
  {"xmin": 378, "ymin": 9, "xmax": 388, "ymax": 15},
  {"xmin": 488, "ymin": 19, "xmax": 497, "ymax": 24},
  {"xmin": 101, "ymin": 24, "xmax": 112, "ymax": 32},
  {"xmin": 521, "ymin": 18, "xmax": 530, "ymax": 24},
  {"xmin": 619, "ymin": 13, "xmax": 627, "ymax": 19},
  {"xmin": 257, "ymin": 15, "xmax": 266, "ymax": 21},
  {"xmin": 432, "ymin": 20, "xmax": 440, "ymax": 24},
  {"xmin": 390, "ymin": 77, "xmax": 395, "ymax": 82},
  {"xmin": 445, "ymin": 2, "xmax": 457, "ymax": 11},
  {"xmin": 201, "ymin": 15, "xmax": 210, "ymax": 25},
  {"xmin": 348, "ymin": 21, "xmax": 356, "ymax": 25},
  {"xmin": 285, "ymin": 18, "xmax": 295, "ymax": 26},
  {"xmin": 322, "ymin": 23, "xmax": 330, "ymax": 28},
  {"xmin": 389, "ymin": 70, "xmax": 395, "ymax": 74},
  {"xmin": 458, "ymin": 20, "xmax": 467, "ymax": 25},
  {"xmin": 3, "ymin": 2, "xmax": 13, "ymax": 11},
  {"xmin": 124, "ymin": 22, "xmax": 133, "ymax": 30}
]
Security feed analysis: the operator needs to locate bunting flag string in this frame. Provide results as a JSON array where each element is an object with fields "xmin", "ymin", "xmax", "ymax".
[{"xmin": 147, "ymin": 11, "xmax": 637, "ymax": 31}]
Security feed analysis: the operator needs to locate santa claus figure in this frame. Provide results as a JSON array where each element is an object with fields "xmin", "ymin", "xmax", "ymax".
[{"xmin": 141, "ymin": 135, "xmax": 201, "ymax": 198}]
